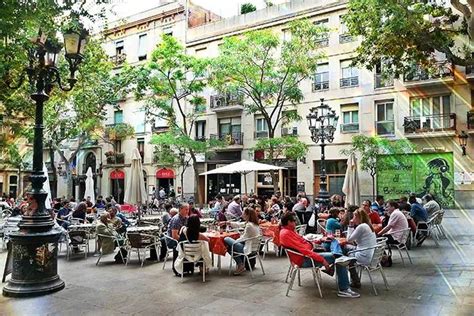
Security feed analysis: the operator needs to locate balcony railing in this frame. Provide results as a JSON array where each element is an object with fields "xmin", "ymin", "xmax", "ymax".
[
  {"xmin": 254, "ymin": 131, "xmax": 269, "ymax": 139},
  {"xmin": 312, "ymin": 80, "xmax": 329, "ymax": 91},
  {"xmin": 105, "ymin": 152, "xmax": 125, "ymax": 164},
  {"xmin": 376, "ymin": 120, "xmax": 395, "ymax": 136},
  {"xmin": 374, "ymin": 74, "xmax": 394, "ymax": 89},
  {"xmin": 210, "ymin": 132, "xmax": 244, "ymax": 146},
  {"xmin": 339, "ymin": 34, "xmax": 354, "ymax": 44},
  {"xmin": 340, "ymin": 123, "xmax": 359, "ymax": 133},
  {"xmin": 403, "ymin": 113, "xmax": 456, "ymax": 134},
  {"xmin": 404, "ymin": 62, "xmax": 452, "ymax": 82},
  {"xmin": 281, "ymin": 127, "xmax": 298, "ymax": 136},
  {"xmin": 109, "ymin": 53, "xmax": 127, "ymax": 66},
  {"xmin": 315, "ymin": 36, "xmax": 329, "ymax": 47},
  {"xmin": 468, "ymin": 111, "xmax": 474, "ymax": 129},
  {"xmin": 210, "ymin": 93, "xmax": 244, "ymax": 110},
  {"xmin": 340, "ymin": 76, "xmax": 359, "ymax": 88},
  {"xmin": 195, "ymin": 136, "xmax": 207, "ymax": 142}
]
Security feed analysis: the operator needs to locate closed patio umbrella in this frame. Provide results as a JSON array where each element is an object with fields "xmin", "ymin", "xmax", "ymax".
[
  {"xmin": 342, "ymin": 153, "xmax": 360, "ymax": 208},
  {"xmin": 84, "ymin": 167, "xmax": 95, "ymax": 203},
  {"xmin": 42, "ymin": 163, "xmax": 52, "ymax": 209},
  {"xmin": 124, "ymin": 148, "xmax": 147, "ymax": 221}
]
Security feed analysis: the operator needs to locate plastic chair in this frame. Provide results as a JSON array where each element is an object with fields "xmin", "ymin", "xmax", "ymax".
[
  {"xmin": 283, "ymin": 248, "xmax": 323, "ymax": 298},
  {"xmin": 228, "ymin": 236, "xmax": 265, "ymax": 278},
  {"xmin": 349, "ymin": 239, "xmax": 389, "ymax": 296},
  {"xmin": 126, "ymin": 232, "xmax": 160, "ymax": 267},
  {"xmin": 177, "ymin": 240, "xmax": 209, "ymax": 282},
  {"xmin": 96, "ymin": 233, "xmax": 126, "ymax": 265},
  {"xmin": 389, "ymin": 228, "xmax": 413, "ymax": 265},
  {"xmin": 162, "ymin": 234, "xmax": 178, "ymax": 270},
  {"xmin": 66, "ymin": 230, "xmax": 89, "ymax": 260}
]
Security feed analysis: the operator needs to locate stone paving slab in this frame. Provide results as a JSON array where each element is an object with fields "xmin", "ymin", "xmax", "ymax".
[{"xmin": 1, "ymin": 209, "xmax": 473, "ymax": 316}]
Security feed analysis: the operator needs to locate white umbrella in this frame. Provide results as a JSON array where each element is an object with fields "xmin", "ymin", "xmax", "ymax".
[
  {"xmin": 42, "ymin": 163, "xmax": 52, "ymax": 209},
  {"xmin": 124, "ymin": 148, "xmax": 147, "ymax": 220},
  {"xmin": 84, "ymin": 167, "xmax": 95, "ymax": 203},
  {"xmin": 342, "ymin": 153, "xmax": 360, "ymax": 208},
  {"xmin": 200, "ymin": 160, "xmax": 286, "ymax": 194}
]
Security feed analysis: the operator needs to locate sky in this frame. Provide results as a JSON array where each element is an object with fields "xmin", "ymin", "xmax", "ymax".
[{"xmin": 106, "ymin": 0, "xmax": 277, "ymax": 20}]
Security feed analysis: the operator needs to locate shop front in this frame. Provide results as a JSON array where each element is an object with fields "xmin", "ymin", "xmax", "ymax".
[
  {"xmin": 156, "ymin": 168, "xmax": 175, "ymax": 195},
  {"xmin": 110, "ymin": 169, "xmax": 125, "ymax": 204}
]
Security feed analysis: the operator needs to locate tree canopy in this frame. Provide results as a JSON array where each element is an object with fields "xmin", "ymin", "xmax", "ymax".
[{"xmin": 344, "ymin": 0, "xmax": 474, "ymax": 75}]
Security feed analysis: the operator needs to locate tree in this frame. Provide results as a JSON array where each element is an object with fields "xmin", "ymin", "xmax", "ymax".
[
  {"xmin": 344, "ymin": 0, "xmax": 474, "ymax": 75},
  {"xmin": 241, "ymin": 3, "xmax": 257, "ymax": 14},
  {"xmin": 132, "ymin": 35, "xmax": 223, "ymax": 201},
  {"xmin": 212, "ymin": 20, "xmax": 325, "ymax": 191},
  {"xmin": 340, "ymin": 135, "xmax": 416, "ymax": 200}
]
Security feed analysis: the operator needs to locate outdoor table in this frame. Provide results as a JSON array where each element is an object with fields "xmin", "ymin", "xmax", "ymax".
[
  {"xmin": 203, "ymin": 231, "xmax": 240, "ymax": 271},
  {"xmin": 259, "ymin": 222, "xmax": 280, "ymax": 246},
  {"xmin": 68, "ymin": 223, "xmax": 95, "ymax": 233},
  {"xmin": 140, "ymin": 215, "xmax": 162, "ymax": 224},
  {"xmin": 200, "ymin": 218, "xmax": 215, "ymax": 225},
  {"xmin": 127, "ymin": 225, "xmax": 161, "ymax": 235}
]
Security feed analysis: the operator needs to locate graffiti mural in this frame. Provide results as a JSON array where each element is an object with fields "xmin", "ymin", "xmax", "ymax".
[{"xmin": 377, "ymin": 152, "xmax": 454, "ymax": 208}]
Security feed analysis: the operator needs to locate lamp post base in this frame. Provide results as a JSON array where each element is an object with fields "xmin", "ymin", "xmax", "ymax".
[{"xmin": 2, "ymin": 227, "xmax": 65, "ymax": 298}]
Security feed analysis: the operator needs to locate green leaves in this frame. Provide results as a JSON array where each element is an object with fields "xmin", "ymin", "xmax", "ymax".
[{"xmin": 254, "ymin": 136, "xmax": 308, "ymax": 162}]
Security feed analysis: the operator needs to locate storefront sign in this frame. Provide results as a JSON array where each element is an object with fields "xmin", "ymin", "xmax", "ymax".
[
  {"xmin": 110, "ymin": 169, "xmax": 125, "ymax": 180},
  {"xmin": 377, "ymin": 153, "xmax": 454, "ymax": 208},
  {"xmin": 156, "ymin": 168, "xmax": 175, "ymax": 179}
]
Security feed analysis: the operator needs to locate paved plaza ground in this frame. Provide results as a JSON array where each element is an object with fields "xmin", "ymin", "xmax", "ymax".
[{"xmin": 1, "ymin": 209, "xmax": 473, "ymax": 316}]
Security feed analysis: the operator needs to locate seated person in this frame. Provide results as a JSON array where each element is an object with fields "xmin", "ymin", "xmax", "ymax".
[
  {"xmin": 341, "ymin": 205, "xmax": 358, "ymax": 231},
  {"xmin": 325, "ymin": 208, "xmax": 342, "ymax": 235},
  {"xmin": 409, "ymin": 194, "xmax": 428, "ymax": 224},
  {"xmin": 378, "ymin": 201, "xmax": 409, "ymax": 248},
  {"xmin": 96, "ymin": 212, "xmax": 127, "ymax": 263},
  {"xmin": 422, "ymin": 194, "xmax": 440, "ymax": 217},
  {"xmin": 346, "ymin": 209, "xmax": 377, "ymax": 288},
  {"xmin": 108, "ymin": 206, "xmax": 126, "ymax": 234},
  {"xmin": 166, "ymin": 203, "xmax": 189, "ymax": 275},
  {"xmin": 224, "ymin": 207, "xmax": 261, "ymax": 275},
  {"xmin": 94, "ymin": 196, "xmax": 106, "ymax": 209},
  {"xmin": 280, "ymin": 212, "xmax": 360, "ymax": 298},
  {"xmin": 161, "ymin": 204, "xmax": 175, "ymax": 229},
  {"xmin": 188, "ymin": 202, "xmax": 203, "ymax": 218},
  {"xmin": 360, "ymin": 200, "xmax": 381, "ymax": 225},
  {"xmin": 57, "ymin": 201, "xmax": 72, "ymax": 228},
  {"xmin": 175, "ymin": 215, "xmax": 211, "ymax": 275},
  {"xmin": 72, "ymin": 202, "xmax": 87, "ymax": 221}
]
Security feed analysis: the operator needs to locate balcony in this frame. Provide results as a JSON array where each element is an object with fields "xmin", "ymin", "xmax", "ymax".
[
  {"xmin": 467, "ymin": 111, "xmax": 474, "ymax": 129},
  {"xmin": 109, "ymin": 53, "xmax": 127, "ymax": 66},
  {"xmin": 374, "ymin": 74, "xmax": 394, "ymax": 89},
  {"xmin": 210, "ymin": 93, "xmax": 244, "ymax": 112},
  {"xmin": 403, "ymin": 62, "xmax": 453, "ymax": 87},
  {"xmin": 403, "ymin": 113, "xmax": 456, "ymax": 135},
  {"xmin": 210, "ymin": 132, "xmax": 244, "ymax": 146},
  {"xmin": 254, "ymin": 131, "xmax": 269, "ymax": 139},
  {"xmin": 340, "ymin": 76, "xmax": 359, "ymax": 88},
  {"xmin": 376, "ymin": 120, "xmax": 395, "ymax": 136},
  {"xmin": 105, "ymin": 152, "xmax": 125, "ymax": 164},
  {"xmin": 339, "ymin": 34, "xmax": 355, "ymax": 44},
  {"xmin": 340, "ymin": 123, "xmax": 359, "ymax": 133},
  {"xmin": 315, "ymin": 36, "xmax": 329, "ymax": 47},
  {"xmin": 312, "ymin": 80, "xmax": 329, "ymax": 91},
  {"xmin": 281, "ymin": 127, "xmax": 298, "ymax": 136}
]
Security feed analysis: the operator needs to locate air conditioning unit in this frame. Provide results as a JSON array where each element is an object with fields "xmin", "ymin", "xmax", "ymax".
[{"xmin": 281, "ymin": 127, "xmax": 289, "ymax": 136}]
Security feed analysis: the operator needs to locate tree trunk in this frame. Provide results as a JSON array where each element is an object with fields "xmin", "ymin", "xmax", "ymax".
[
  {"xmin": 191, "ymin": 153, "xmax": 199, "ymax": 204},
  {"xmin": 371, "ymin": 174, "xmax": 376, "ymax": 201},
  {"xmin": 268, "ymin": 132, "xmax": 279, "ymax": 193},
  {"xmin": 180, "ymin": 163, "xmax": 185, "ymax": 200}
]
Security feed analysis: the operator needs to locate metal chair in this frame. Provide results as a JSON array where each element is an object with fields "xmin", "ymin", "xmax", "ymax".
[
  {"xmin": 389, "ymin": 228, "xmax": 413, "ymax": 265},
  {"xmin": 283, "ymin": 248, "xmax": 323, "ymax": 298},
  {"xmin": 95, "ymin": 233, "xmax": 126, "ymax": 265},
  {"xmin": 126, "ymin": 232, "xmax": 160, "ymax": 267},
  {"xmin": 228, "ymin": 235, "xmax": 265, "ymax": 278},
  {"xmin": 66, "ymin": 230, "xmax": 89, "ymax": 260},
  {"xmin": 317, "ymin": 219, "xmax": 327, "ymax": 234},
  {"xmin": 349, "ymin": 239, "xmax": 389, "ymax": 296},
  {"xmin": 432, "ymin": 210, "xmax": 447, "ymax": 238},
  {"xmin": 162, "ymin": 234, "xmax": 178, "ymax": 270},
  {"xmin": 70, "ymin": 217, "xmax": 85, "ymax": 225},
  {"xmin": 177, "ymin": 240, "xmax": 209, "ymax": 282},
  {"xmin": 414, "ymin": 216, "xmax": 439, "ymax": 247},
  {"xmin": 295, "ymin": 224, "xmax": 307, "ymax": 236}
]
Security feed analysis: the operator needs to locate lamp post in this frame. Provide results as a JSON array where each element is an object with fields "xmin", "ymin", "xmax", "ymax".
[
  {"xmin": 458, "ymin": 131, "xmax": 468, "ymax": 156},
  {"xmin": 3, "ymin": 28, "xmax": 88, "ymax": 297},
  {"xmin": 307, "ymin": 98, "xmax": 338, "ymax": 211}
]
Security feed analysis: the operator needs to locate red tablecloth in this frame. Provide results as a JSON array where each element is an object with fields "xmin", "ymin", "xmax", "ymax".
[
  {"xmin": 260, "ymin": 223, "xmax": 281, "ymax": 246},
  {"xmin": 120, "ymin": 204, "xmax": 137, "ymax": 213},
  {"xmin": 203, "ymin": 231, "xmax": 240, "ymax": 256}
]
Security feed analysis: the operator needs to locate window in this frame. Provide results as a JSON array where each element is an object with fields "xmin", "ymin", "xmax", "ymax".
[
  {"xmin": 115, "ymin": 40, "xmax": 124, "ymax": 55},
  {"xmin": 114, "ymin": 110, "xmax": 123, "ymax": 124},
  {"xmin": 340, "ymin": 60, "xmax": 359, "ymax": 87},
  {"xmin": 195, "ymin": 121, "xmax": 206, "ymax": 141},
  {"xmin": 314, "ymin": 19, "xmax": 329, "ymax": 47},
  {"xmin": 281, "ymin": 111, "xmax": 298, "ymax": 136},
  {"xmin": 138, "ymin": 34, "xmax": 147, "ymax": 61},
  {"xmin": 218, "ymin": 117, "xmax": 242, "ymax": 145},
  {"xmin": 255, "ymin": 117, "xmax": 269, "ymax": 138},
  {"xmin": 137, "ymin": 138, "xmax": 145, "ymax": 162},
  {"xmin": 407, "ymin": 95, "xmax": 452, "ymax": 131},
  {"xmin": 340, "ymin": 104, "xmax": 359, "ymax": 133},
  {"xmin": 313, "ymin": 63, "xmax": 329, "ymax": 91},
  {"xmin": 9, "ymin": 175, "xmax": 17, "ymax": 198},
  {"xmin": 339, "ymin": 15, "xmax": 354, "ymax": 43},
  {"xmin": 375, "ymin": 100, "xmax": 395, "ymax": 135},
  {"xmin": 282, "ymin": 28, "xmax": 291, "ymax": 42},
  {"xmin": 114, "ymin": 140, "xmax": 122, "ymax": 153},
  {"xmin": 314, "ymin": 160, "xmax": 347, "ymax": 196},
  {"xmin": 134, "ymin": 110, "xmax": 145, "ymax": 134},
  {"xmin": 163, "ymin": 27, "xmax": 173, "ymax": 36},
  {"xmin": 374, "ymin": 60, "xmax": 394, "ymax": 88}
]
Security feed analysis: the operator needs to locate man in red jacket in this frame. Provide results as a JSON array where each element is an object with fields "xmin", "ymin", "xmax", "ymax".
[{"xmin": 280, "ymin": 212, "xmax": 360, "ymax": 298}]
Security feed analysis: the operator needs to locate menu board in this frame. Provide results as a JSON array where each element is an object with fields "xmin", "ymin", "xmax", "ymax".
[{"xmin": 377, "ymin": 152, "xmax": 454, "ymax": 208}]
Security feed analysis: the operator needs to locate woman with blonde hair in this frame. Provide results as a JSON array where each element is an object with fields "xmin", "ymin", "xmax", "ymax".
[{"xmin": 346, "ymin": 209, "xmax": 377, "ymax": 288}]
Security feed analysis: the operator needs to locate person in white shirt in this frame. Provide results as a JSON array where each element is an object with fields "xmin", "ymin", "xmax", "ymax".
[
  {"xmin": 378, "ymin": 200, "xmax": 409, "ymax": 245},
  {"xmin": 224, "ymin": 207, "xmax": 260, "ymax": 275},
  {"xmin": 346, "ymin": 209, "xmax": 377, "ymax": 288},
  {"xmin": 422, "ymin": 194, "xmax": 441, "ymax": 217}
]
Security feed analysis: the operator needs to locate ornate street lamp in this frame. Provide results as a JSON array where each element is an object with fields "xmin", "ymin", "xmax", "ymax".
[
  {"xmin": 307, "ymin": 98, "xmax": 339, "ymax": 211},
  {"xmin": 457, "ymin": 131, "xmax": 468, "ymax": 156},
  {"xmin": 3, "ymin": 27, "xmax": 88, "ymax": 297}
]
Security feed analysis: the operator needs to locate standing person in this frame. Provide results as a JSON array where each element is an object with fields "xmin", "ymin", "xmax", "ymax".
[
  {"xmin": 292, "ymin": 197, "xmax": 308, "ymax": 224},
  {"xmin": 371, "ymin": 195, "xmax": 385, "ymax": 216},
  {"xmin": 346, "ymin": 209, "xmax": 377, "ymax": 288},
  {"xmin": 227, "ymin": 195, "xmax": 243, "ymax": 219},
  {"xmin": 159, "ymin": 187, "xmax": 166, "ymax": 200},
  {"xmin": 280, "ymin": 212, "xmax": 360, "ymax": 298},
  {"xmin": 422, "ymin": 194, "xmax": 440, "ymax": 217},
  {"xmin": 224, "ymin": 207, "xmax": 261, "ymax": 275}
]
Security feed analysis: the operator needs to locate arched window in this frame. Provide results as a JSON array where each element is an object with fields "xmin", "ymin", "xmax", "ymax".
[
  {"xmin": 84, "ymin": 152, "xmax": 97, "ymax": 174},
  {"xmin": 143, "ymin": 170, "xmax": 147, "ymax": 189}
]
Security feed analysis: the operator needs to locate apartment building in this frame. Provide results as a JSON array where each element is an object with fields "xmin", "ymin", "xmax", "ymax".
[
  {"xmin": 51, "ymin": 0, "xmax": 473, "ymax": 208},
  {"xmin": 185, "ymin": 0, "xmax": 474, "ymax": 208}
]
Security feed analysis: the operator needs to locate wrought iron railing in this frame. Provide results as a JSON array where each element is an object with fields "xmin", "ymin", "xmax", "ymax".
[
  {"xmin": 340, "ymin": 123, "xmax": 359, "ymax": 133},
  {"xmin": 109, "ymin": 53, "xmax": 127, "ymax": 66},
  {"xmin": 339, "ymin": 33, "xmax": 354, "ymax": 44},
  {"xmin": 340, "ymin": 76, "xmax": 359, "ymax": 88},
  {"xmin": 210, "ymin": 132, "xmax": 244, "ymax": 145},
  {"xmin": 312, "ymin": 80, "xmax": 329, "ymax": 91},
  {"xmin": 210, "ymin": 93, "xmax": 244, "ymax": 109},
  {"xmin": 403, "ymin": 113, "xmax": 456, "ymax": 133},
  {"xmin": 404, "ymin": 62, "xmax": 452, "ymax": 82},
  {"xmin": 374, "ymin": 74, "xmax": 394, "ymax": 88}
]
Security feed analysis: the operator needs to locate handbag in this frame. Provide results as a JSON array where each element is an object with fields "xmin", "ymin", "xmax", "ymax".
[{"xmin": 308, "ymin": 213, "xmax": 316, "ymax": 227}]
